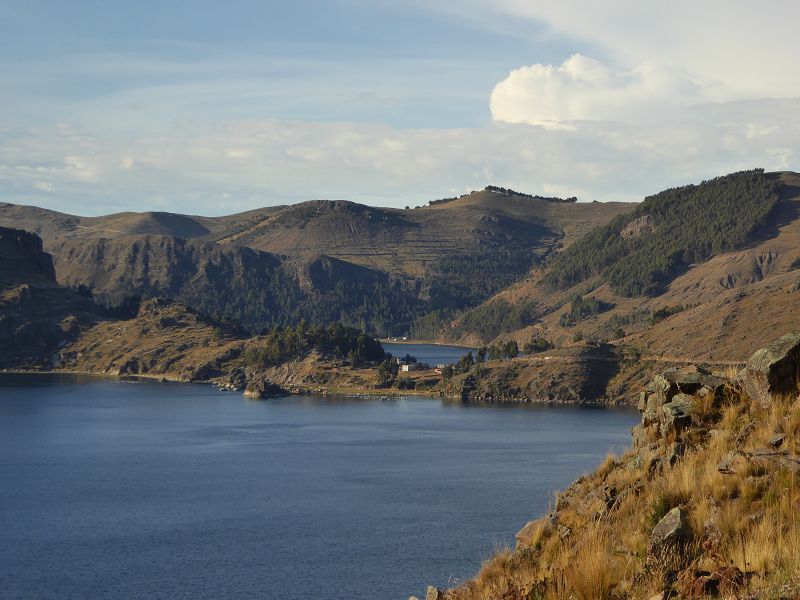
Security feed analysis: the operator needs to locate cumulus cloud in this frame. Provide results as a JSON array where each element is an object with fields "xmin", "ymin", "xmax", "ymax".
[
  {"xmin": 490, "ymin": 54, "xmax": 710, "ymax": 126},
  {"xmin": 472, "ymin": 0, "xmax": 800, "ymax": 99}
]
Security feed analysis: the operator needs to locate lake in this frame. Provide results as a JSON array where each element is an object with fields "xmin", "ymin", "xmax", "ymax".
[
  {"xmin": 382, "ymin": 342, "xmax": 474, "ymax": 366},
  {"xmin": 0, "ymin": 373, "xmax": 638, "ymax": 600}
]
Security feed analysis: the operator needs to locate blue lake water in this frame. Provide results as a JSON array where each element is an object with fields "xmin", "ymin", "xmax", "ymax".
[
  {"xmin": 0, "ymin": 373, "xmax": 638, "ymax": 600},
  {"xmin": 382, "ymin": 342, "xmax": 474, "ymax": 366}
]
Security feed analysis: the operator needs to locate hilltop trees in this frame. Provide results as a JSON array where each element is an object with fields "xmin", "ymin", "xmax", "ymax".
[
  {"xmin": 545, "ymin": 169, "xmax": 781, "ymax": 296},
  {"xmin": 244, "ymin": 321, "xmax": 385, "ymax": 368}
]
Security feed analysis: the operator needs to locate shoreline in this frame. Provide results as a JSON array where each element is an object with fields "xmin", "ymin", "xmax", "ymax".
[
  {"xmin": 0, "ymin": 367, "xmax": 450, "ymax": 400},
  {"xmin": 0, "ymin": 367, "xmax": 632, "ymax": 407},
  {"xmin": 379, "ymin": 339, "xmax": 476, "ymax": 349}
]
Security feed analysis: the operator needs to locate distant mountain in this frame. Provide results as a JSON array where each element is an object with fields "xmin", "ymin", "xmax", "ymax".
[{"xmin": 0, "ymin": 191, "xmax": 633, "ymax": 335}]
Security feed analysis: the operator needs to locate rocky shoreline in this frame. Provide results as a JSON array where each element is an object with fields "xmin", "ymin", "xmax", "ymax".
[{"xmin": 427, "ymin": 331, "xmax": 800, "ymax": 599}]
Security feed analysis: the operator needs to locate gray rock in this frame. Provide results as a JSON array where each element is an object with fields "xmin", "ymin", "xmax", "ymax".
[
  {"xmin": 649, "ymin": 507, "xmax": 691, "ymax": 552},
  {"xmin": 717, "ymin": 450, "xmax": 748, "ymax": 474},
  {"xmin": 659, "ymin": 393, "xmax": 694, "ymax": 436},
  {"xmin": 243, "ymin": 378, "xmax": 284, "ymax": 399},
  {"xmin": 425, "ymin": 586, "xmax": 444, "ymax": 600},
  {"xmin": 740, "ymin": 331, "xmax": 800, "ymax": 407},
  {"xmin": 515, "ymin": 514, "xmax": 558, "ymax": 547},
  {"xmin": 768, "ymin": 433, "xmax": 786, "ymax": 448},
  {"xmin": 668, "ymin": 441, "xmax": 686, "ymax": 465}
]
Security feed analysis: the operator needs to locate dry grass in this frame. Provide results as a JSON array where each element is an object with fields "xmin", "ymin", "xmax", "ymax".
[{"xmin": 446, "ymin": 386, "xmax": 800, "ymax": 600}]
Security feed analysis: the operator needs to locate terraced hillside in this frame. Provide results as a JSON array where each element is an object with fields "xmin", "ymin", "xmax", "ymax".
[{"xmin": 0, "ymin": 190, "xmax": 634, "ymax": 335}]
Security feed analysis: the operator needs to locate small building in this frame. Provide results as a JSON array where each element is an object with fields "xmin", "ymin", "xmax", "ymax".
[{"xmin": 400, "ymin": 363, "xmax": 419, "ymax": 373}]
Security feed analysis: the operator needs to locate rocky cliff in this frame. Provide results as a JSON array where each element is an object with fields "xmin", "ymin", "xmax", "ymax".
[{"xmin": 0, "ymin": 227, "xmax": 104, "ymax": 368}]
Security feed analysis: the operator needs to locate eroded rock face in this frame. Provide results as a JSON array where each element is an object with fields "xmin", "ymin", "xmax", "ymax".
[{"xmin": 740, "ymin": 331, "xmax": 800, "ymax": 406}]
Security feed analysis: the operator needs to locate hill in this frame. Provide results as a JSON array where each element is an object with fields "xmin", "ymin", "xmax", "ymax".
[
  {"xmin": 0, "ymin": 191, "xmax": 634, "ymax": 335},
  {"xmin": 444, "ymin": 171, "xmax": 800, "ymax": 351},
  {"xmin": 215, "ymin": 193, "xmax": 633, "ymax": 278},
  {"xmin": 48, "ymin": 234, "xmax": 421, "ymax": 334},
  {"xmin": 0, "ymin": 202, "xmax": 284, "ymax": 242}
]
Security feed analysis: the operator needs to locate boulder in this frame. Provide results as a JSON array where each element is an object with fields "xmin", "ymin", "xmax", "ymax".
[
  {"xmin": 243, "ymin": 378, "xmax": 284, "ymax": 399},
  {"xmin": 515, "ymin": 514, "xmax": 557, "ymax": 547},
  {"xmin": 717, "ymin": 450, "xmax": 748, "ymax": 475},
  {"xmin": 425, "ymin": 586, "xmax": 444, "ymax": 600},
  {"xmin": 659, "ymin": 394, "xmax": 694, "ymax": 436},
  {"xmin": 740, "ymin": 331, "xmax": 800, "ymax": 407},
  {"xmin": 768, "ymin": 433, "xmax": 786, "ymax": 448},
  {"xmin": 649, "ymin": 507, "xmax": 691, "ymax": 553},
  {"xmin": 225, "ymin": 366, "xmax": 247, "ymax": 391}
]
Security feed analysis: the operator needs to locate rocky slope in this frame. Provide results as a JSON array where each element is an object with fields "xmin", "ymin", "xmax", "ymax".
[
  {"xmin": 0, "ymin": 226, "xmax": 104, "ymax": 368},
  {"xmin": 47, "ymin": 233, "xmax": 420, "ymax": 333},
  {"xmin": 432, "ymin": 333, "xmax": 800, "ymax": 599}
]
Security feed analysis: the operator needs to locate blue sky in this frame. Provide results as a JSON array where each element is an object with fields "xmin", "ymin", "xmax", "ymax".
[
  {"xmin": 2, "ymin": 1, "xmax": 800, "ymax": 215},
  {"xmin": 1, "ymin": 0, "xmax": 570, "ymax": 129}
]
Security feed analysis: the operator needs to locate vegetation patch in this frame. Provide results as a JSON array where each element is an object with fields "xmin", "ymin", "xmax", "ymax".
[
  {"xmin": 545, "ymin": 169, "xmax": 781, "ymax": 296},
  {"xmin": 558, "ymin": 293, "xmax": 611, "ymax": 327},
  {"xmin": 454, "ymin": 299, "xmax": 540, "ymax": 342},
  {"xmin": 244, "ymin": 321, "xmax": 384, "ymax": 368}
]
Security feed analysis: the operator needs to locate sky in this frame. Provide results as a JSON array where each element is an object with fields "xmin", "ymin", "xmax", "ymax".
[{"xmin": 2, "ymin": 0, "xmax": 800, "ymax": 215}]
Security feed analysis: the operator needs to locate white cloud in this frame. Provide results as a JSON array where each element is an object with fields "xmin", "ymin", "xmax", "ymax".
[
  {"xmin": 471, "ymin": 0, "xmax": 800, "ymax": 99},
  {"xmin": 33, "ymin": 181, "xmax": 54, "ymax": 192},
  {"xmin": 1, "ymin": 98, "xmax": 799, "ymax": 215},
  {"xmin": 422, "ymin": 1, "xmax": 800, "ymax": 128},
  {"xmin": 490, "ymin": 54, "xmax": 710, "ymax": 125}
]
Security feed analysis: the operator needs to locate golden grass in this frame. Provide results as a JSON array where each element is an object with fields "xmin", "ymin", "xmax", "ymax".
[{"xmin": 446, "ymin": 385, "xmax": 800, "ymax": 600}]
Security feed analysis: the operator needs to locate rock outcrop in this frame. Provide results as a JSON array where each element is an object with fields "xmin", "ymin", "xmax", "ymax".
[
  {"xmin": 649, "ymin": 507, "xmax": 690, "ymax": 553},
  {"xmin": 739, "ymin": 331, "xmax": 800, "ymax": 406},
  {"xmin": 0, "ymin": 226, "xmax": 103, "ymax": 368}
]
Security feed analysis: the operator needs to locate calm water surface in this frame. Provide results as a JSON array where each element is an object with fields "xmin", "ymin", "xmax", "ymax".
[
  {"xmin": 0, "ymin": 373, "xmax": 637, "ymax": 600},
  {"xmin": 382, "ymin": 342, "xmax": 474, "ymax": 366}
]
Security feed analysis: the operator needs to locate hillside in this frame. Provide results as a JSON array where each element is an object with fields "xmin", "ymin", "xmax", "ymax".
[
  {"xmin": 437, "ymin": 334, "xmax": 800, "ymax": 599},
  {"xmin": 0, "ymin": 202, "xmax": 283, "ymax": 242},
  {"xmin": 0, "ymin": 190, "xmax": 634, "ymax": 335},
  {"xmin": 0, "ymin": 227, "xmax": 104, "ymax": 368},
  {"xmin": 47, "ymin": 234, "xmax": 420, "ymax": 334},
  {"xmin": 215, "ymin": 192, "xmax": 634, "ymax": 278},
  {"xmin": 444, "ymin": 170, "xmax": 800, "ymax": 355}
]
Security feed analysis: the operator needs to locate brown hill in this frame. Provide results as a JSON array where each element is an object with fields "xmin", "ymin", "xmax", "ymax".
[
  {"xmin": 0, "ymin": 191, "xmax": 634, "ymax": 335},
  {"xmin": 432, "ymin": 170, "xmax": 800, "ymax": 403},
  {"xmin": 447, "ymin": 172, "xmax": 800, "ymax": 352},
  {"xmin": 0, "ymin": 202, "xmax": 283, "ymax": 243},
  {"xmin": 215, "ymin": 192, "xmax": 634, "ymax": 277},
  {"xmin": 46, "ymin": 234, "xmax": 420, "ymax": 333}
]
